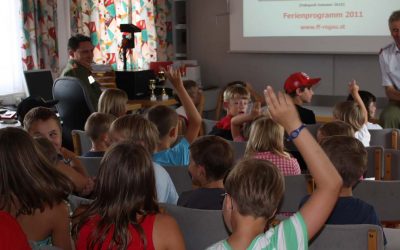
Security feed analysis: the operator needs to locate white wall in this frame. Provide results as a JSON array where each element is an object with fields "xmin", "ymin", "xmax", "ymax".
[{"xmin": 186, "ymin": 0, "xmax": 386, "ymax": 98}]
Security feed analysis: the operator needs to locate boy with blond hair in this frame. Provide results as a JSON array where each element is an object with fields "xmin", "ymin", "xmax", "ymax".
[
  {"xmin": 147, "ymin": 68, "xmax": 202, "ymax": 166},
  {"xmin": 83, "ymin": 112, "xmax": 116, "ymax": 157},
  {"xmin": 207, "ymin": 86, "xmax": 342, "ymax": 249},
  {"xmin": 210, "ymin": 84, "xmax": 251, "ymax": 140}
]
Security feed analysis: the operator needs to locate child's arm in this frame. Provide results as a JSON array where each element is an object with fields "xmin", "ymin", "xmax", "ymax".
[
  {"xmin": 265, "ymin": 86, "xmax": 342, "ymax": 240},
  {"xmin": 349, "ymin": 80, "xmax": 368, "ymax": 125},
  {"xmin": 166, "ymin": 68, "xmax": 202, "ymax": 144},
  {"xmin": 231, "ymin": 101, "xmax": 261, "ymax": 140}
]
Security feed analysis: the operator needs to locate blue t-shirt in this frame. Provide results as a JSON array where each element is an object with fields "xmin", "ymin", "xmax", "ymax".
[
  {"xmin": 153, "ymin": 162, "xmax": 179, "ymax": 204},
  {"xmin": 153, "ymin": 138, "xmax": 190, "ymax": 166},
  {"xmin": 178, "ymin": 188, "xmax": 225, "ymax": 210},
  {"xmin": 82, "ymin": 151, "xmax": 105, "ymax": 157}
]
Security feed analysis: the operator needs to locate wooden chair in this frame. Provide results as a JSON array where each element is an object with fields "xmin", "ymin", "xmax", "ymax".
[
  {"xmin": 369, "ymin": 129, "xmax": 399, "ymax": 149},
  {"xmin": 383, "ymin": 149, "xmax": 400, "ymax": 180},
  {"xmin": 309, "ymin": 224, "xmax": 384, "ymax": 250},
  {"xmin": 365, "ymin": 146, "xmax": 384, "ymax": 180},
  {"xmin": 353, "ymin": 180, "xmax": 400, "ymax": 224},
  {"xmin": 77, "ymin": 156, "xmax": 102, "ymax": 177},
  {"xmin": 71, "ymin": 130, "xmax": 91, "ymax": 156},
  {"xmin": 162, "ymin": 166, "xmax": 192, "ymax": 195},
  {"xmin": 161, "ymin": 203, "xmax": 229, "ymax": 250}
]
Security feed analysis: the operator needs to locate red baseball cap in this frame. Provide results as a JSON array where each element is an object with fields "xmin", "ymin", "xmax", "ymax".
[{"xmin": 284, "ymin": 72, "xmax": 321, "ymax": 94}]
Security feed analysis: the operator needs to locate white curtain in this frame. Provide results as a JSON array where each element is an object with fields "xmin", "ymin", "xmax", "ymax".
[{"xmin": 0, "ymin": 1, "xmax": 26, "ymax": 96}]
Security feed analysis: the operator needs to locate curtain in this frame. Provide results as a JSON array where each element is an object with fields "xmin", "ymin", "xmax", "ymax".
[
  {"xmin": 0, "ymin": 1, "xmax": 26, "ymax": 95},
  {"xmin": 21, "ymin": 0, "xmax": 59, "ymax": 73},
  {"xmin": 70, "ymin": 0, "xmax": 173, "ymax": 70}
]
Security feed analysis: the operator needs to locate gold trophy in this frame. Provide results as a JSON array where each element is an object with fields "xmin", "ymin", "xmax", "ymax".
[
  {"xmin": 157, "ymin": 70, "xmax": 169, "ymax": 101},
  {"xmin": 149, "ymin": 79, "xmax": 157, "ymax": 101}
]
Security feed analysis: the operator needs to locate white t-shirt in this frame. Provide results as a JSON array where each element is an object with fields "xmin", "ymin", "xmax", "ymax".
[
  {"xmin": 367, "ymin": 122, "xmax": 382, "ymax": 130},
  {"xmin": 355, "ymin": 124, "xmax": 371, "ymax": 147},
  {"xmin": 379, "ymin": 42, "xmax": 400, "ymax": 88}
]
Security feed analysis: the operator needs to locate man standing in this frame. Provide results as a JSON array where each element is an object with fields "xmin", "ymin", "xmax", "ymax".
[
  {"xmin": 379, "ymin": 10, "xmax": 400, "ymax": 128},
  {"xmin": 61, "ymin": 34, "xmax": 102, "ymax": 110}
]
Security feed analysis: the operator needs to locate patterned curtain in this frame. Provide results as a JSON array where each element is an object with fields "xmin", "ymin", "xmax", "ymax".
[
  {"xmin": 70, "ymin": 0, "xmax": 173, "ymax": 70},
  {"xmin": 21, "ymin": 0, "xmax": 59, "ymax": 73}
]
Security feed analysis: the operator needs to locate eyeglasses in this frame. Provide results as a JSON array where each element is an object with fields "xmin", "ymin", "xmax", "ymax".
[{"xmin": 221, "ymin": 192, "xmax": 234, "ymax": 210}]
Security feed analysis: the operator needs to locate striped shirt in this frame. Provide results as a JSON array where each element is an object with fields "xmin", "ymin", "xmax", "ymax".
[{"xmin": 206, "ymin": 212, "xmax": 308, "ymax": 250}]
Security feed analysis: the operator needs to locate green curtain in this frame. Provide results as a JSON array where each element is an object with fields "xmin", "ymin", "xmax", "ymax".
[{"xmin": 21, "ymin": 0, "xmax": 59, "ymax": 73}]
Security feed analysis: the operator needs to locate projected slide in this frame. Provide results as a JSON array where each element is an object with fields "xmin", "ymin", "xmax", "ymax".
[{"xmin": 244, "ymin": 0, "xmax": 396, "ymax": 37}]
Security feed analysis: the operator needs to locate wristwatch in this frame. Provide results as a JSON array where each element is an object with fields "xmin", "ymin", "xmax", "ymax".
[{"xmin": 286, "ymin": 124, "xmax": 306, "ymax": 141}]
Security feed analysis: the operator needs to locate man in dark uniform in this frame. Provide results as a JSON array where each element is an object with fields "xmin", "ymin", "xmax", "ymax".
[
  {"xmin": 284, "ymin": 72, "xmax": 321, "ymax": 124},
  {"xmin": 61, "ymin": 34, "xmax": 102, "ymax": 110}
]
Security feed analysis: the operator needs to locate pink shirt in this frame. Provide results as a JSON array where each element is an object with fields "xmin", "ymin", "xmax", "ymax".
[{"xmin": 253, "ymin": 151, "xmax": 301, "ymax": 176}]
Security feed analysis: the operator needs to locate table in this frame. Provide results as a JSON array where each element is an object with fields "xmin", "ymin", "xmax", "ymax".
[{"xmin": 127, "ymin": 98, "xmax": 177, "ymax": 109}]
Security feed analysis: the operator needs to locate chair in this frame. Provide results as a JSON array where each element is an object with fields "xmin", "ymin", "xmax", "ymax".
[
  {"xmin": 369, "ymin": 129, "xmax": 399, "ymax": 149},
  {"xmin": 161, "ymin": 203, "xmax": 229, "ymax": 250},
  {"xmin": 53, "ymin": 77, "xmax": 95, "ymax": 150},
  {"xmin": 353, "ymin": 180, "xmax": 400, "ymax": 224},
  {"xmin": 68, "ymin": 194, "xmax": 93, "ymax": 212},
  {"xmin": 71, "ymin": 130, "xmax": 92, "ymax": 156},
  {"xmin": 383, "ymin": 149, "xmax": 400, "ymax": 180},
  {"xmin": 77, "ymin": 156, "xmax": 102, "ymax": 177},
  {"xmin": 162, "ymin": 166, "xmax": 193, "ymax": 195},
  {"xmin": 309, "ymin": 224, "xmax": 384, "ymax": 250},
  {"xmin": 278, "ymin": 174, "xmax": 313, "ymax": 214},
  {"xmin": 202, "ymin": 118, "xmax": 217, "ymax": 135},
  {"xmin": 226, "ymin": 140, "xmax": 247, "ymax": 162},
  {"xmin": 383, "ymin": 228, "xmax": 400, "ymax": 250},
  {"xmin": 365, "ymin": 146, "xmax": 384, "ymax": 180}
]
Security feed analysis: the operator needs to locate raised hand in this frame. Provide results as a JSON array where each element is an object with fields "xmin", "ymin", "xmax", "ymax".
[
  {"xmin": 164, "ymin": 67, "xmax": 184, "ymax": 90},
  {"xmin": 348, "ymin": 79, "xmax": 359, "ymax": 94}
]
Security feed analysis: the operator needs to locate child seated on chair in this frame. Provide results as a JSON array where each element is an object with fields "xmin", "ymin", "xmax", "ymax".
[
  {"xmin": 24, "ymin": 107, "xmax": 93, "ymax": 195},
  {"xmin": 177, "ymin": 135, "xmax": 234, "ymax": 210},
  {"xmin": 209, "ymin": 84, "xmax": 251, "ymax": 140},
  {"xmin": 109, "ymin": 114, "xmax": 179, "ymax": 204},
  {"xmin": 347, "ymin": 90, "xmax": 383, "ymax": 130},
  {"xmin": 206, "ymin": 86, "xmax": 342, "ymax": 250},
  {"xmin": 299, "ymin": 135, "xmax": 386, "ymax": 244},
  {"xmin": 83, "ymin": 112, "xmax": 116, "ymax": 157},
  {"xmin": 146, "ymin": 67, "xmax": 202, "ymax": 167},
  {"xmin": 98, "ymin": 88, "xmax": 128, "ymax": 118},
  {"xmin": 316, "ymin": 120, "xmax": 355, "ymax": 143},
  {"xmin": 333, "ymin": 80, "xmax": 370, "ymax": 146}
]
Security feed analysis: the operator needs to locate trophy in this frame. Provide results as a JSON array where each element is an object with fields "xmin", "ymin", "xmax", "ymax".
[
  {"xmin": 157, "ymin": 70, "xmax": 169, "ymax": 101},
  {"xmin": 149, "ymin": 79, "xmax": 157, "ymax": 101}
]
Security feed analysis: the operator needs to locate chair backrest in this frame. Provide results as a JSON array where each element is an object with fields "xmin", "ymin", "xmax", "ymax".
[
  {"xmin": 369, "ymin": 129, "xmax": 399, "ymax": 149},
  {"xmin": 162, "ymin": 166, "xmax": 192, "ymax": 195},
  {"xmin": 226, "ymin": 140, "xmax": 247, "ymax": 162},
  {"xmin": 161, "ymin": 203, "xmax": 229, "ymax": 250},
  {"xmin": 71, "ymin": 130, "xmax": 92, "ymax": 156},
  {"xmin": 68, "ymin": 194, "xmax": 93, "ymax": 212},
  {"xmin": 383, "ymin": 149, "xmax": 400, "ymax": 180},
  {"xmin": 353, "ymin": 180, "xmax": 400, "ymax": 223},
  {"xmin": 77, "ymin": 156, "xmax": 102, "ymax": 177},
  {"xmin": 365, "ymin": 146, "xmax": 384, "ymax": 180},
  {"xmin": 309, "ymin": 224, "xmax": 384, "ymax": 250},
  {"xmin": 53, "ymin": 77, "xmax": 95, "ymax": 149},
  {"xmin": 202, "ymin": 118, "xmax": 217, "ymax": 135},
  {"xmin": 285, "ymin": 123, "xmax": 321, "ymax": 151},
  {"xmin": 278, "ymin": 174, "xmax": 313, "ymax": 213}
]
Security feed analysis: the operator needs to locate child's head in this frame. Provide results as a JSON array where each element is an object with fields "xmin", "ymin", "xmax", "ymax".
[
  {"xmin": 84, "ymin": 112, "xmax": 116, "ymax": 146},
  {"xmin": 317, "ymin": 121, "xmax": 355, "ymax": 143},
  {"xmin": 223, "ymin": 84, "xmax": 250, "ymax": 116},
  {"xmin": 347, "ymin": 90, "xmax": 377, "ymax": 120},
  {"xmin": 110, "ymin": 114, "xmax": 159, "ymax": 153},
  {"xmin": 98, "ymin": 88, "xmax": 128, "ymax": 117},
  {"xmin": 183, "ymin": 80, "xmax": 201, "ymax": 106},
  {"xmin": 0, "ymin": 127, "xmax": 72, "ymax": 214},
  {"xmin": 333, "ymin": 101, "xmax": 365, "ymax": 131},
  {"xmin": 284, "ymin": 72, "xmax": 321, "ymax": 103},
  {"xmin": 320, "ymin": 135, "xmax": 367, "ymax": 188},
  {"xmin": 146, "ymin": 105, "xmax": 179, "ymax": 142},
  {"xmin": 34, "ymin": 136, "xmax": 59, "ymax": 166},
  {"xmin": 23, "ymin": 107, "xmax": 62, "ymax": 151},
  {"xmin": 74, "ymin": 142, "xmax": 159, "ymax": 248},
  {"xmin": 245, "ymin": 117, "xmax": 285, "ymax": 156},
  {"xmin": 189, "ymin": 135, "xmax": 234, "ymax": 186},
  {"xmin": 223, "ymin": 158, "xmax": 284, "ymax": 231}
]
